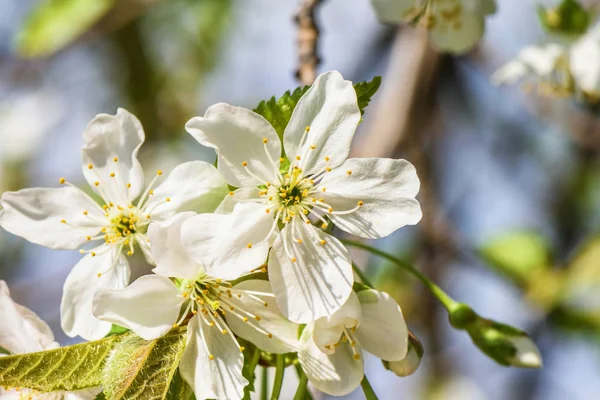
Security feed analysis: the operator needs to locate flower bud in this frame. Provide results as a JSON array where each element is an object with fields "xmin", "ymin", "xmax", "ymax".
[
  {"xmin": 467, "ymin": 319, "xmax": 542, "ymax": 369},
  {"xmin": 386, "ymin": 332, "xmax": 423, "ymax": 377},
  {"xmin": 537, "ymin": 0, "xmax": 590, "ymax": 36}
]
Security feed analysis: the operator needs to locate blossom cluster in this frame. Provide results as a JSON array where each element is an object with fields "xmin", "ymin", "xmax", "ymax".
[{"xmin": 0, "ymin": 71, "xmax": 424, "ymax": 399}]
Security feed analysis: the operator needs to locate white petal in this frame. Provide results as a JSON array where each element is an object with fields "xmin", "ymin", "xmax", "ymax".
[
  {"xmin": 148, "ymin": 212, "xmax": 204, "ymax": 279},
  {"xmin": 144, "ymin": 161, "xmax": 229, "ymax": 220},
  {"xmin": 0, "ymin": 187, "xmax": 103, "ymax": 250},
  {"xmin": 388, "ymin": 345, "xmax": 421, "ymax": 377},
  {"xmin": 355, "ymin": 289, "xmax": 408, "ymax": 361},
  {"xmin": 61, "ymin": 250, "xmax": 130, "ymax": 340},
  {"xmin": 313, "ymin": 292, "xmax": 361, "ymax": 354},
  {"xmin": 179, "ymin": 315, "xmax": 247, "ymax": 400},
  {"xmin": 215, "ymin": 187, "xmax": 261, "ymax": 214},
  {"xmin": 428, "ymin": 6, "xmax": 485, "ymax": 54},
  {"xmin": 93, "ymin": 275, "xmax": 181, "ymax": 340},
  {"xmin": 283, "ymin": 71, "xmax": 360, "ymax": 175},
  {"xmin": 320, "ymin": 158, "xmax": 422, "ymax": 239},
  {"xmin": 298, "ymin": 324, "xmax": 364, "ymax": 396},
  {"xmin": 370, "ymin": 0, "xmax": 414, "ymax": 24},
  {"xmin": 571, "ymin": 26, "xmax": 600, "ymax": 95},
  {"xmin": 185, "ymin": 104, "xmax": 281, "ymax": 187},
  {"xmin": 135, "ymin": 234, "xmax": 154, "ymax": 265},
  {"xmin": 181, "ymin": 203, "xmax": 274, "ymax": 280},
  {"xmin": 268, "ymin": 222, "xmax": 353, "ymax": 323},
  {"xmin": 509, "ymin": 336, "xmax": 543, "ymax": 368},
  {"xmin": 81, "ymin": 108, "xmax": 145, "ymax": 205},
  {"xmin": 0, "ymin": 281, "xmax": 54, "ymax": 354},
  {"xmin": 225, "ymin": 280, "xmax": 299, "ymax": 354}
]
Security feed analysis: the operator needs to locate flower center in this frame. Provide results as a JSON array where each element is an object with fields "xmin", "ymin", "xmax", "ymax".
[{"xmin": 323, "ymin": 324, "xmax": 362, "ymax": 361}]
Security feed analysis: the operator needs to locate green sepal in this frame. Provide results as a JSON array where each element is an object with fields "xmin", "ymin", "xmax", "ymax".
[
  {"xmin": 353, "ymin": 281, "xmax": 371, "ymax": 292},
  {"xmin": 537, "ymin": 0, "xmax": 591, "ymax": 37},
  {"xmin": 15, "ymin": 0, "xmax": 116, "ymax": 58},
  {"xmin": 102, "ymin": 327, "xmax": 188, "ymax": 399},
  {"xmin": 0, "ymin": 332, "xmax": 129, "ymax": 392},
  {"xmin": 0, "ymin": 345, "xmax": 10, "ymax": 355},
  {"xmin": 107, "ymin": 324, "xmax": 130, "ymax": 337}
]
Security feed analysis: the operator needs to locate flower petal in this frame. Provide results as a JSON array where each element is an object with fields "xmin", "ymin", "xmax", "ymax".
[
  {"xmin": 93, "ymin": 275, "xmax": 181, "ymax": 340},
  {"xmin": 320, "ymin": 158, "xmax": 422, "ymax": 239},
  {"xmin": 81, "ymin": 108, "xmax": 145, "ymax": 205},
  {"xmin": 370, "ymin": 0, "xmax": 414, "ymax": 24},
  {"xmin": 215, "ymin": 187, "xmax": 261, "ymax": 214},
  {"xmin": 148, "ymin": 212, "xmax": 204, "ymax": 280},
  {"xmin": 428, "ymin": 6, "xmax": 485, "ymax": 54},
  {"xmin": 313, "ymin": 292, "xmax": 361, "ymax": 354},
  {"xmin": 225, "ymin": 280, "xmax": 299, "ymax": 354},
  {"xmin": 144, "ymin": 161, "xmax": 229, "ymax": 220},
  {"xmin": 179, "ymin": 315, "xmax": 247, "ymax": 400},
  {"xmin": 181, "ymin": 203, "xmax": 274, "ymax": 280},
  {"xmin": 0, "ymin": 281, "xmax": 54, "ymax": 354},
  {"xmin": 268, "ymin": 222, "xmax": 353, "ymax": 323},
  {"xmin": 283, "ymin": 71, "xmax": 360, "ymax": 175},
  {"xmin": 0, "ymin": 187, "xmax": 103, "ymax": 250},
  {"xmin": 61, "ymin": 250, "xmax": 130, "ymax": 340},
  {"xmin": 355, "ymin": 289, "xmax": 408, "ymax": 361},
  {"xmin": 185, "ymin": 104, "xmax": 281, "ymax": 187},
  {"xmin": 299, "ymin": 324, "xmax": 364, "ymax": 396}
]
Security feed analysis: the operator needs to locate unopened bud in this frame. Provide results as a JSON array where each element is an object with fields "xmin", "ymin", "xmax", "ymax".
[
  {"xmin": 467, "ymin": 318, "xmax": 542, "ymax": 369},
  {"xmin": 386, "ymin": 332, "xmax": 424, "ymax": 377}
]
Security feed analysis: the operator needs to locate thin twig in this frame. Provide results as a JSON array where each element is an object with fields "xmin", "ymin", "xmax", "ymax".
[{"xmin": 294, "ymin": 0, "xmax": 323, "ymax": 85}]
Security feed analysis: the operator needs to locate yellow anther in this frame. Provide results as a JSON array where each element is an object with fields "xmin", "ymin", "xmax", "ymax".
[
  {"xmin": 157, "ymin": 170, "xmax": 163, "ymax": 176},
  {"xmin": 353, "ymin": 354, "xmax": 361, "ymax": 360},
  {"xmin": 243, "ymin": 317, "xmax": 249, "ymax": 322},
  {"xmin": 192, "ymin": 310, "xmax": 198, "ymax": 314},
  {"xmin": 264, "ymin": 302, "xmax": 269, "ymax": 307},
  {"xmin": 279, "ymin": 157, "xmax": 285, "ymax": 163},
  {"xmin": 296, "ymin": 155, "xmax": 301, "ymax": 161},
  {"xmin": 265, "ymin": 209, "xmax": 270, "ymax": 214},
  {"xmin": 182, "ymin": 292, "xmax": 189, "ymax": 298},
  {"xmin": 149, "ymin": 190, "xmax": 154, "ymax": 195},
  {"xmin": 229, "ymin": 191, "xmax": 234, "ymax": 196},
  {"xmin": 127, "ymin": 183, "xmax": 132, "ymax": 188},
  {"xmin": 247, "ymin": 243, "xmax": 253, "ymax": 248},
  {"xmin": 347, "ymin": 170, "xmax": 352, "ymax": 175},
  {"xmin": 60, "ymin": 219, "xmax": 66, "ymax": 224},
  {"xmin": 325, "ymin": 345, "xmax": 331, "ymax": 350},
  {"xmin": 358, "ymin": 200, "xmax": 364, "ymax": 206},
  {"xmin": 221, "ymin": 329, "xmax": 228, "ymax": 335},
  {"xmin": 97, "ymin": 273, "xmax": 102, "ymax": 277},
  {"xmin": 267, "ymin": 333, "xmax": 273, "ymax": 338},
  {"xmin": 166, "ymin": 197, "xmax": 171, "ymax": 202},
  {"xmin": 310, "ymin": 144, "xmax": 316, "ymax": 150},
  {"xmin": 83, "ymin": 211, "xmax": 88, "ymax": 215},
  {"xmin": 173, "ymin": 323, "xmax": 179, "ymax": 328},
  {"xmin": 262, "ymin": 138, "xmax": 268, "ymax": 144},
  {"xmin": 291, "ymin": 257, "xmax": 297, "ymax": 262},
  {"xmin": 305, "ymin": 126, "xmax": 310, "ymax": 132},
  {"xmin": 113, "ymin": 157, "xmax": 118, "ymax": 162},
  {"xmin": 318, "ymin": 198, "xmax": 324, "ymax": 202},
  {"xmin": 239, "ymin": 346, "xmax": 245, "ymax": 352},
  {"xmin": 146, "ymin": 214, "xmax": 151, "ymax": 219},
  {"xmin": 320, "ymin": 239, "xmax": 326, "ymax": 245},
  {"xmin": 209, "ymin": 321, "xmax": 215, "ymax": 327},
  {"xmin": 91, "ymin": 252, "xmax": 96, "ymax": 257},
  {"xmin": 324, "ymin": 156, "xmax": 330, "ymax": 162},
  {"xmin": 242, "ymin": 161, "xmax": 248, "ymax": 167},
  {"xmin": 94, "ymin": 181, "xmax": 100, "ymax": 186},
  {"xmin": 328, "ymin": 207, "xmax": 333, "ymax": 213},
  {"xmin": 209, "ymin": 355, "xmax": 215, "ymax": 360},
  {"xmin": 305, "ymin": 220, "xmax": 311, "ymax": 225},
  {"xmin": 255, "ymin": 315, "xmax": 261, "ymax": 321},
  {"xmin": 261, "ymin": 267, "xmax": 267, "ymax": 273},
  {"xmin": 59, "ymin": 177, "xmax": 66, "ymax": 184},
  {"xmin": 87, "ymin": 164, "xmax": 93, "ymax": 169},
  {"xmin": 86, "ymin": 236, "xmax": 91, "ymax": 241},
  {"xmin": 79, "ymin": 249, "xmax": 85, "ymax": 254},
  {"xmin": 110, "ymin": 172, "xmax": 115, "ymax": 178},
  {"xmin": 297, "ymin": 239, "xmax": 303, "ymax": 244},
  {"xmin": 127, "ymin": 251, "xmax": 133, "ymax": 256},
  {"xmin": 321, "ymin": 187, "xmax": 326, "ymax": 192},
  {"xmin": 321, "ymin": 223, "xmax": 328, "ymax": 229}
]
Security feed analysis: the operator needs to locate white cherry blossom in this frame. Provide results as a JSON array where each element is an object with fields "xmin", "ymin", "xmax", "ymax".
[
  {"xmin": 92, "ymin": 212, "xmax": 298, "ymax": 400},
  {"xmin": 184, "ymin": 70, "xmax": 422, "ymax": 324},
  {"xmin": 298, "ymin": 289, "xmax": 408, "ymax": 396},
  {"xmin": 0, "ymin": 108, "xmax": 228, "ymax": 341},
  {"xmin": 370, "ymin": 0, "xmax": 497, "ymax": 54},
  {"xmin": 0, "ymin": 280, "xmax": 100, "ymax": 400}
]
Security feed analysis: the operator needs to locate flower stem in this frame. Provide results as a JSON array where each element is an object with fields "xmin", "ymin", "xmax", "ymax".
[
  {"xmin": 352, "ymin": 262, "xmax": 374, "ymax": 287},
  {"xmin": 270, "ymin": 354, "xmax": 286, "ymax": 400},
  {"xmin": 360, "ymin": 375, "xmax": 379, "ymax": 400},
  {"xmin": 342, "ymin": 239, "xmax": 459, "ymax": 312},
  {"xmin": 293, "ymin": 364, "xmax": 311, "ymax": 400},
  {"xmin": 261, "ymin": 366, "xmax": 269, "ymax": 400}
]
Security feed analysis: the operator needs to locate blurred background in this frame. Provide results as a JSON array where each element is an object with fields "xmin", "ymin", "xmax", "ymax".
[{"xmin": 1, "ymin": 0, "xmax": 600, "ymax": 399}]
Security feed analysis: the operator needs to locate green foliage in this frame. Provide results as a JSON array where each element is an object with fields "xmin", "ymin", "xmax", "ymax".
[
  {"xmin": 480, "ymin": 231, "xmax": 551, "ymax": 283},
  {"xmin": 165, "ymin": 370, "xmax": 195, "ymax": 400},
  {"xmin": 537, "ymin": 0, "xmax": 591, "ymax": 37},
  {"xmin": 0, "ymin": 332, "xmax": 127, "ymax": 392},
  {"xmin": 15, "ymin": 0, "xmax": 116, "ymax": 58},
  {"xmin": 102, "ymin": 328, "xmax": 188, "ymax": 400},
  {"xmin": 253, "ymin": 76, "xmax": 382, "ymax": 142},
  {"xmin": 241, "ymin": 342, "xmax": 261, "ymax": 400}
]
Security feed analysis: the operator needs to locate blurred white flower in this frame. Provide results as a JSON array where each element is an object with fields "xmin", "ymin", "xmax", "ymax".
[
  {"xmin": 0, "ymin": 280, "xmax": 99, "ymax": 399},
  {"xmin": 0, "ymin": 90, "xmax": 63, "ymax": 164},
  {"xmin": 185, "ymin": 70, "xmax": 422, "ymax": 324},
  {"xmin": 93, "ymin": 212, "xmax": 298, "ymax": 400},
  {"xmin": 387, "ymin": 332, "xmax": 423, "ymax": 377},
  {"xmin": 298, "ymin": 289, "xmax": 408, "ymax": 396},
  {"xmin": 370, "ymin": 0, "xmax": 497, "ymax": 54},
  {"xmin": 493, "ymin": 24, "xmax": 600, "ymax": 103},
  {"xmin": 0, "ymin": 108, "xmax": 228, "ymax": 340}
]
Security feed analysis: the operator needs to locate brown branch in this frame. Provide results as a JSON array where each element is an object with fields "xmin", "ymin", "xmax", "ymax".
[{"xmin": 294, "ymin": 0, "xmax": 323, "ymax": 85}]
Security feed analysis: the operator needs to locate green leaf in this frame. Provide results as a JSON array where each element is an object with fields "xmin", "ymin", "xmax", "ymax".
[
  {"xmin": 537, "ymin": 0, "xmax": 591, "ymax": 37},
  {"xmin": 241, "ymin": 342, "xmax": 261, "ymax": 400},
  {"xmin": 102, "ymin": 327, "xmax": 188, "ymax": 400},
  {"xmin": 479, "ymin": 231, "xmax": 551, "ymax": 282},
  {"xmin": 253, "ymin": 76, "xmax": 382, "ymax": 143},
  {"xmin": 0, "ymin": 332, "xmax": 127, "ymax": 392},
  {"xmin": 165, "ymin": 370, "xmax": 195, "ymax": 400},
  {"xmin": 15, "ymin": 0, "xmax": 116, "ymax": 58}
]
